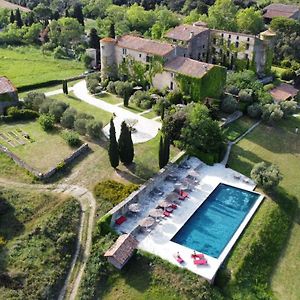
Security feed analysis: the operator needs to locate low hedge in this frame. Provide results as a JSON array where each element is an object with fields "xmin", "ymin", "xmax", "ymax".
[
  {"xmin": 17, "ymin": 80, "xmax": 62, "ymax": 92},
  {"xmin": 1, "ymin": 107, "xmax": 39, "ymax": 122},
  {"xmin": 96, "ymin": 214, "xmax": 113, "ymax": 235}
]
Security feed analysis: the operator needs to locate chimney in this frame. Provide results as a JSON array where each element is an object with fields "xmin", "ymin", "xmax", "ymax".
[{"xmin": 190, "ymin": 31, "xmax": 194, "ymax": 39}]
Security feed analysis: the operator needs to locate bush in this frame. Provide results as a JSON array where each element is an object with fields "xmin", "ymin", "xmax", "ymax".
[
  {"xmin": 221, "ymin": 95, "xmax": 238, "ymax": 113},
  {"xmin": 38, "ymin": 114, "xmax": 55, "ymax": 131},
  {"xmin": 48, "ymin": 101, "xmax": 69, "ymax": 122},
  {"xmin": 129, "ymin": 91, "xmax": 153, "ymax": 108},
  {"xmin": 281, "ymin": 69, "xmax": 295, "ymax": 81},
  {"xmin": 263, "ymin": 83, "xmax": 275, "ymax": 91},
  {"xmin": 93, "ymin": 180, "xmax": 138, "ymax": 205},
  {"xmin": 86, "ymin": 72, "xmax": 101, "ymax": 94},
  {"xmin": 23, "ymin": 92, "xmax": 47, "ymax": 111},
  {"xmin": 262, "ymin": 104, "xmax": 283, "ymax": 123},
  {"xmin": 74, "ymin": 118, "xmax": 87, "ymax": 135},
  {"xmin": 6, "ymin": 107, "xmax": 39, "ymax": 121},
  {"xmin": 247, "ymin": 103, "xmax": 262, "ymax": 119},
  {"xmin": 280, "ymin": 100, "xmax": 297, "ymax": 118},
  {"xmin": 53, "ymin": 46, "xmax": 67, "ymax": 59},
  {"xmin": 281, "ymin": 59, "xmax": 291, "ymax": 68},
  {"xmin": 238, "ymin": 89, "xmax": 253, "ymax": 103},
  {"xmin": 86, "ymin": 120, "xmax": 103, "ymax": 138},
  {"xmin": 251, "ymin": 162, "xmax": 282, "ymax": 190},
  {"xmin": 114, "ymin": 81, "xmax": 133, "ymax": 98},
  {"xmin": 166, "ymin": 91, "xmax": 184, "ymax": 105},
  {"xmin": 106, "ymin": 81, "xmax": 116, "ymax": 94},
  {"xmin": 153, "ymin": 97, "xmax": 170, "ymax": 116},
  {"xmin": 60, "ymin": 108, "xmax": 77, "ymax": 129},
  {"xmin": 226, "ymin": 85, "xmax": 239, "ymax": 95},
  {"xmin": 61, "ymin": 130, "xmax": 81, "ymax": 147}
]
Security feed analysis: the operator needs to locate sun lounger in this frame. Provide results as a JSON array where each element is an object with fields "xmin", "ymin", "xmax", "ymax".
[
  {"xmin": 170, "ymin": 203, "xmax": 177, "ymax": 209},
  {"xmin": 115, "ymin": 215, "xmax": 127, "ymax": 225},
  {"xmin": 180, "ymin": 190, "xmax": 189, "ymax": 198},
  {"xmin": 191, "ymin": 253, "xmax": 204, "ymax": 259},
  {"xmin": 165, "ymin": 207, "xmax": 173, "ymax": 213},
  {"xmin": 194, "ymin": 259, "xmax": 207, "ymax": 265},
  {"xmin": 163, "ymin": 211, "xmax": 171, "ymax": 217},
  {"xmin": 175, "ymin": 256, "xmax": 184, "ymax": 264}
]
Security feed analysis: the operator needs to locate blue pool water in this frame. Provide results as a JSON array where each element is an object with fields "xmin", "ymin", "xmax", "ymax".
[{"xmin": 171, "ymin": 183, "xmax": 260, "ymax": 258}]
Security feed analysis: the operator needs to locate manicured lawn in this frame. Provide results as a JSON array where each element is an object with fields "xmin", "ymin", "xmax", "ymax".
[
  {"xmin": 0, "ymin": 46, "xmax": 84, "ymax": 88},
  {"xmin": 0, "ymin": 188, "xmax": 80, "ymax": 299},
  {"xmin": 0, "ymin": 121, "xmax": 75, "ymax": 172},
  {"xmin": 52, "ymin": 93, "xmax": 112, "ymax": 125},
  {"xmin": 141, "ymin": 110, "xmax": 158, "ymax": 119},
  {"xmin": 123, "ymin": 103, "xmax": 145, "ymax": 114},
  {"xmin": 96, "ymin": 92, "xmax": 123, "ymax": 105},
  {"xmin": 228, "ymin": 116, "xmax": 300, "ymax": 300},
  {"xmin": 222, "ymin": 116, "xmax": 257, "ymax": 142}
]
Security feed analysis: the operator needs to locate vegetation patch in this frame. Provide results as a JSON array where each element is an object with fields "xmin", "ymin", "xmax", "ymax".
[
  {"xmin": 0, "ymin": 188, "xmax": 81, "ymax": 299},
  {"xmin": 93, "ymin": 180, "xmax": 138, "ymax": 206}
]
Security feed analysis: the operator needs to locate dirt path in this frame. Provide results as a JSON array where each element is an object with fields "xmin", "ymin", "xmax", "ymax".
[{"xmin": 0, "ymin": 179, "xmax": 97, "ymax": 300}]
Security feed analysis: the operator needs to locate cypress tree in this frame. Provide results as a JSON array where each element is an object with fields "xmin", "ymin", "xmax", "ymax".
[
  {"xmin": 163, "ymin": 136, "xmax": 170, "ymax": 166},
  {"xmin": 73, "ymin": 3, "xmax": 84, "ymax": 26},
  {"xmin": 158, "ymin": 135, "xmax": 165, "ymax": 169},
  {"xmin": 65, "ymin": 9, "xmax": 69, "ymax": 17},
  {"xmin": 109, "ymin": 22, "xmax": 116, "ymax": 39},
  {"xmin": 63, "ymin": 81, "xmax": 68, "ymax": 95},
  {"xmin": 89, "ymin": 28, "xmax": 99, "ymax": 49},
  {"xmin": 161, "ymin": 103, "xmax": 165, "ymax": 120},
  {"xmin": 118, "ymin": 121, "xmax": 134, "ymax": 165},
  {"xmin": 10, "ymin": 11, "xmax": 15, "ymax": 24},
  {"xmin": 15, "ymin": 9, "xmax": 23, "ymax": 28},
  {"xmin": 108, "ymin": 118, "xmax": 119, "ymax": 169}
]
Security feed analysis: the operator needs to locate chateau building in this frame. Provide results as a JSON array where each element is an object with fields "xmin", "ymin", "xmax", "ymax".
[{"xmin": 0, "ymin": 77, "xmax": 19, "ymax": 114}]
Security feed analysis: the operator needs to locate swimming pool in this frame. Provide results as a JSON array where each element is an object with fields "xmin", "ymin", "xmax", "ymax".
[{"xmin": 171, "ymin": 183, "xmax": 260, "ymax": 258}]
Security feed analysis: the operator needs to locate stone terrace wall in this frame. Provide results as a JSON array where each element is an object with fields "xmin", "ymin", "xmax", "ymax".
[
  {"xmin": 107, "ymin": 153, "xmax": 187, "ymax": 226},
  {"xmin": 0, "ymin": 143, "xmax": 89, "ymax": 179}
]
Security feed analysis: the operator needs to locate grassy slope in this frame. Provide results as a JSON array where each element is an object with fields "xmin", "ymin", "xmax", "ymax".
[
  {"xmin": 227, "ymin": 116, "xmax": 300, "ymax": 300},
  {"xmin": 0, "ymin": 47, "xmax": 84, "ymax": 88},
  {"xmin": 0, "ymin": 188, "xmax": 81, "ymax": 299}
]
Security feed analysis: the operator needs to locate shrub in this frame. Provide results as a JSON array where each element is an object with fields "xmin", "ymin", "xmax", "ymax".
[
  {"xmin": 251, "ymin": 162, "xmax": 282, "ymax": 190},
  {"xmin": 262, "ymin": 104, "xmax": 283, "ymax": 123},
  {"xmin": 263, "ymin": 83, "xmax": 275, "ymax": 91},
  {"xmin": 226, "ymin": 85, "xmax": 239, "ymax": 95},
  {"xmin": 280, "ymin": 100, "xmax": 297, "ymax": 118},
  {"xmin": 166, "ymin": 91, "xmax": 184, "ymax": 105},
  {"xmin": 60, "ymin": 108, "xmax": 77, "ymax": 129},
  {"xmin": 93, "ymin": 180, "xmax": 138, "ymax": 205},
  {"xmin": 114, "ymin": 81, "xmax": 133, "ymax": 98},
  {"xmin": 48, "ymin": 101, "xmax": 69, "ymax": 122},
  {"xmin": 61, "ymin": 130, "xmax": 81, "ymax": 147},
  {"xmin": 238, "ymin": 89, "xmax": 253, "ymax": 103},
  {"xmin": 53, "ymin": 46, "xmax": 67, "ymax": 59},
  {"xmin": 221, "ymin": 95, "xmax": 238, "ymax": 113},
  {"xmin": 74, "ymin": 118, "xmax": 87, "ymax": 135},
  {"xmin": 281, "ymin": 59, "xmax": 291, "ymax": 68},
  {"xmin": 38, "ymin": 114, "xmax": 55, "ymax": 131},
  {"xmin": 86, "ymin": 78, "xmax": 99, "ymax": 94},
  {"xmin": 23, "ymin": 92, "xmax": 46, "ymax": 111},
  {"xmin": 247, "ymin": 103, "xmax": 262, "ymax": 119},
  {"xmin": 281, "ymin": 69, "xmax": 295, "ymax": 81},
  {"xmin": 106, "ymin": 81, "xmax": 116, "ymax": 94},
  {"xmin": 153, "ymin": 98, "xmax": 170, "ymax": 116},
  {"xmin": 129, "ymin": 91, "xmax": 153, "ymax": 108},
  {"xmin": 6, "ymin": 107, "xmax": 39, "ymax": 121},
  {"xmin": 77, "ymin": 112, "xmax": 94, "ymax": 120},
  {"xmin": 86, "ymin": 120, "xmax": 103, "ymax": 138}
]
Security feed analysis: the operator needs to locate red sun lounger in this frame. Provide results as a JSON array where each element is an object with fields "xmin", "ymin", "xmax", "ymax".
[
  {"xmin": 176, "ymin": 256, "xmax": 184, "ymax": 264},
  {"xmin": 194, "ymin": 259, "xmax": 207, "ymax": 265},
  {"xmin": 191, "ymin": 253, "xmax": 204, "ymax": 259},
  {"xmin": 163, "ymin": 211, "xmax": 171, "ymax": 217},
  {"xmin": 170, "ymin": 203, "xmax": 178, "ymax": 209},
  {"xmin": 180, "ymin": 190, "xmax": 189, "ymax": 198},
  {"xmin": 115, "ymin": 216, "xmax": 127, "ymax": 225}
]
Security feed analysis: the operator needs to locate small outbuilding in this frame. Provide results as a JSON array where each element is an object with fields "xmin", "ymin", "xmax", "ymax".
[
  {"xmin": 269, "ymin": 83, "xmax": 299, "ymax": 103},
  {"xmin": 0, "ymin": 76, "xmax": 19, "ymax": 115},
  {"xmin": 104, "ymin": 234, "xmax": 138, "ymax": 269}
]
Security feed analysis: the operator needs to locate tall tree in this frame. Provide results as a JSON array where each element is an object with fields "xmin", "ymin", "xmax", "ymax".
[
  {"xmin": 10, "ymin": 11, "xmax": 15, "ymax": 24},
  {"xmin": 108, "ymin": 118, "xmax": 119, "ymax": 168},
  {"xmin": 118, "ymin": 121, "xmax": 134, "ymax": 165},
  {"xmin": 62, "ymin": 80, "xmax": 68, "ymax": 95},
  {"xmin": 159, "ymin": 135, "xmax": 165, "ymax": 169},
  {"xmin": 15, "ymin": 9, "xmax": 23, "ymax": 28},
  {"xmin": 236, "ymin": 7, "xmax": 264, "ymax": 35},
  {"xmin": 164, "ymin": 136, "xmax": 170, "ymax": 166},
  {"xmin": 109, "ymin": 22, "xmax": 116, "ymax": 38},
  {"xmin": 73, "ymin": 3, "xmax": 84, "ymax": 26},
  {"xmin": 89, "ymin": 28, "xmax": 100, "ymax": 49}
]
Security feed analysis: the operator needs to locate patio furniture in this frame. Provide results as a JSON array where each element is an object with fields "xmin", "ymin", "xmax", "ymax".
[
  {"xmin": 149, "ymin": 208, "xmax": 164, "ymax": 218},
  {"xmin": 128, "ymin": 203, "xmax": 141, "ymax": 213},
  {"xmin": 194, "ymin": 258, "xmax": 207, "ymax": 265},
  {"xmin": 170, "ymin": 203, "xmax": 178, "ymax": 209},
  {"xmin": 139, "ymin": 217, "xmax": 155, "ymax": 228},
  {"xmin": 191, "ymin": 253, "xmax": 204, "ymax": 259},
  {"xmin": 180, "ymin": 190, "xmax": 189, "ymax": 199},
  {"xmin": 158, "ymin": 199, "xmax": 172, "ymax": 208},
  {"xmin": 115, "ymin": 216, "xmax": 127, "ymax": 225},
  {"xmin": 163, "ymin": 211, "xmax": 171, "ymax": 217}
]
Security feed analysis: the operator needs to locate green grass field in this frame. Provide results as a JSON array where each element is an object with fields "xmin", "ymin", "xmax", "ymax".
[
  {"xmin": 96, "ymin": 92, "xmax": 123, "ymax": 105},
  {"xmin": 0, "ymin": 188, "xmax": 80, "ymax": 299},
  {"xmin": 0, "ymin": 121, "xmax": 75, "ymax": 172},
  {"xmin": 0, "ymin": 46, "xmax": 84, "ymax": 88},
  {"xmin": 228, "ymin": 116, "xmax": 300, "ymax": 300}
]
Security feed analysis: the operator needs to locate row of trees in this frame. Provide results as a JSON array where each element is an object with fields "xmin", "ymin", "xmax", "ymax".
[{"xmin": 108, "ymin": 119, "xmax": 134, "ymax": 168}]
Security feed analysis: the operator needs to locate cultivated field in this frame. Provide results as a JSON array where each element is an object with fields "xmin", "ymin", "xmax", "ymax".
[
  {"xmin": 0, "ymin": 0, "xmax": 30, "ymax": 12},
  {"xmin": 0, "ymin": 47, "xmax": 84, "ymax": 88}
]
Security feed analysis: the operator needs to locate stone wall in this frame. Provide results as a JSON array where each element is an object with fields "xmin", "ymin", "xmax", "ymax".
[{"xmin": 0, "ymin": 143, "xmax": 89, "ymax": 180}]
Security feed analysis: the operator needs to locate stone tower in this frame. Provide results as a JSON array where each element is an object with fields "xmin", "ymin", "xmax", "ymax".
[{"xmin": 100, "ymin": 37, "xmax": 117, "ymax": 81}]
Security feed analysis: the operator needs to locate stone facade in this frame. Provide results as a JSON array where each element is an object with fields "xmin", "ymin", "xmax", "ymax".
[{"xmin": 0, "ymin": 77, "xmax": 19, "ymax": 115}]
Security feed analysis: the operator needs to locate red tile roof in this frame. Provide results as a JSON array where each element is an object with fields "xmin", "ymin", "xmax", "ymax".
[
  {"xmin": 270, "ymin": 83, "xmax": 299, "ymax": 102},
  {"xmin": 263, "ymin": 4, "xmax": 299, "ymax": 19},
  {"xmin": 164, "ymin": 57, "xmax": 214, "ymax": 78},
  {"xmin": 116, "ymin": 35, "xmax": 175, "ymax": 57},
  {"xmin": 0, "ymin": 77, "xmax": 16, "ymax": 94},
  {"xmin": 165, "ymin": 24, "xmax": 209, "ymax": 42},
  {"xmin": 104, "ymin": 234, "xmax": 138, "ymax": 266},
  {"xmin": 101, "ymin": 37, "xmax": 116, "ymax": 43}
]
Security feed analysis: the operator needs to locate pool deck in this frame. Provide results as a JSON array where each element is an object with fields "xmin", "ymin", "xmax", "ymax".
[{"xmin": 134, "ymin": 158, "xmax": 264, "ymax": 282}]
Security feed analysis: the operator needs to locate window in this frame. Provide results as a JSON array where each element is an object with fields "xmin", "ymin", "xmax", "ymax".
[
  {"xmin": 122, "ymin": 57, "xmax": 126, "ymax": 63},
  {"xmin": 198, "ymin": 53, "xmax": 201, "ymax": 60},
  {"xmin": 171, "ymin": 72, "xmax": 175, "ymax": 78},
  {"xmin": 245, "ymin": 53, "xmax": 249, "ymax": 59},
  {"xmin": 139, "ymin": 53, "xmax": 142, "ymax": 58},
  {"xmin": 170, "ymin": 81, "xmax": 174, "ymax": 90},
  {"xmin": 236, "ymin": 36, "xmax": 239, "ymax": 40},
  {"xmin": 202, "ymin": 53, "xmax": 206, "ymax": 58},
  {"xmin": 227, "ymin": 51, "xmax": 230, "ymax": 57},
  {"xmin": 246, "ymin": 43, "xmax": 250, "ymax": 50},
  {"xmin": 122, "ymin": 48, "xmax": 127, "ymax": 55},
  {"xmin": 235, "ymin": 41, "xmax": 239, "ymax": 48},
  {"xmin": 183, "ymin": 53, "xmax": 186, "ymax": 57},
  {"xmin": 146, "ymin": 55, "xmax": 150, "ymax": 62},
  {"xmin": 228, "ymin": 34, "xmax": 231, "ymax": 39},
  {"xmin": 202, "ymin": 44, "xmax": 205, "ymax": 49},
  {"xmin": 247, "ymin": 37, "xmax": 250, "ymax": 42},
  {"xmin": 221, "ymin": 33, "xmax": 224, "ymax": 37},
  {"xmin": 213, "ymin": 38, "xmax": 216, "ymax": 44}
]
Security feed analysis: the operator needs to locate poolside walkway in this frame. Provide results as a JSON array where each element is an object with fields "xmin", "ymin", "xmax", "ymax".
[{"xmin": 72, "ymin": 81, "xmax": 161, "ymax": 144}]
